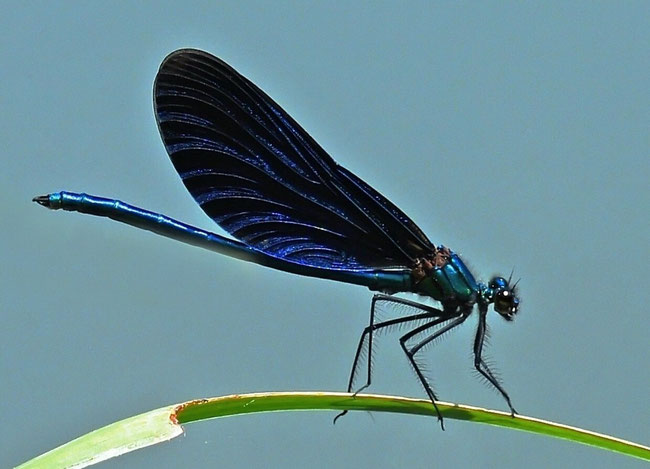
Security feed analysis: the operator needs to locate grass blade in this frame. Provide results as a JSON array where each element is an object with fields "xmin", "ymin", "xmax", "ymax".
[{"xmin": 16, "ymin": 392, "xmax": 650, "ymax": 468}]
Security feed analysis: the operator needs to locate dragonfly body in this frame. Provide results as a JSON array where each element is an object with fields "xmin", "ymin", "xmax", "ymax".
[
  {"xmin": 36, "ymin": 191, "xmax": 509, "ymax": 315},
  {"xmin": 35, "ymin": 49, "xmax": 520, "ymax": 428}
]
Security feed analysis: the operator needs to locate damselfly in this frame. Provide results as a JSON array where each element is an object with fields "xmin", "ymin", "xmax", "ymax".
[{"xmin": 35, "ymin": 49, "xmax": 520, "ymax": 429}]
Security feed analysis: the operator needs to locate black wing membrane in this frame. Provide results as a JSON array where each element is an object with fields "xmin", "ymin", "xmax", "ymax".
[{"xmin": 154, "ymin": 49, "xmax": 434, "ymax": 270}]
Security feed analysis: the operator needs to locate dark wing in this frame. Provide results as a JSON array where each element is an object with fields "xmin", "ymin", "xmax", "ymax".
[{"xmin": 153, "ymin": 49, "xmax": 434, "ymax": 270}]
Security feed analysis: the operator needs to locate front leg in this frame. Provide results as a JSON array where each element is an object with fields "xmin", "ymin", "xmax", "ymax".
[{"xmin": 473, "ymin": 307, "xmax": 517, "ymax": 416}]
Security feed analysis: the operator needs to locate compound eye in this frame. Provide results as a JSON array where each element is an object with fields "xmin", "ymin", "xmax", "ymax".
[
  {"xmin": 495, "ymin": 289, "xmax": 519, "ymax": 319},
  {"xmin": 490, "ymin": 277, "xmax": 508, "ymax": 290}
]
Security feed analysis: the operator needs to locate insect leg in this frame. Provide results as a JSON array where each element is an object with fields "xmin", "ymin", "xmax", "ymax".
[
  {"xmin": 399, "ymin": 312, "xmax": 470, "ymax": 430},
  {"xmin": 334, "ymin": 294, "xmax": 449, "ymax": 424},
  {"xmin": 473, "ymin": 307, "xmax": 517, "ymax": 415},
  {"xmin": 354, "ymin": 294, "xmax": 451, "ymax": 394}
]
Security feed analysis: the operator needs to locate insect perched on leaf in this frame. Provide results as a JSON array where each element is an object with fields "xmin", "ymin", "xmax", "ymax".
[{"xmin": 35, "ymin": 49, "xmax": 520, "ymax": 429}]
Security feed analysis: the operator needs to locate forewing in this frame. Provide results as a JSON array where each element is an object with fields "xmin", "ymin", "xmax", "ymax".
[{"xmin": 154, "ymin": 49, "xmax": 434, "ymax": 270}]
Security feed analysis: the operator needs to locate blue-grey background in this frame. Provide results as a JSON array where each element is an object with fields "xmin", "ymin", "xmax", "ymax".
[{"xmin": 2, "ymin": 2, "xmax": 648, "ymax": 468}]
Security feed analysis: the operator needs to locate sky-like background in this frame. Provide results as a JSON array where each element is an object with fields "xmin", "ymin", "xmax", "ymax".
[{"xmin": 2, "ymin": 2, "xmax": 648, "ymax": 468}]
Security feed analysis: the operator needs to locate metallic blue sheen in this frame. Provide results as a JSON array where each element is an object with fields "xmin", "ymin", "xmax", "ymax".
[
  {"xmin": 45, "ymin": 191, "xmax": 413, "ymax": 293},
  {"xmin": 448, "ymin": 253, "xmax": 479, "ymax": 301}
]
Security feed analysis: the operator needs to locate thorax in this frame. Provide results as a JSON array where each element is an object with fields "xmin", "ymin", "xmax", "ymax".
[{"xmin": 411, "ymin": 246, "xmax": 479, "ymax": 305}]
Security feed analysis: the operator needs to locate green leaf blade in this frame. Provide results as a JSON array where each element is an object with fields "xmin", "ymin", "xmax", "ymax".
[{"xmin": 16, "ymin": 392, "xmax": 650, "ymax": 468}]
